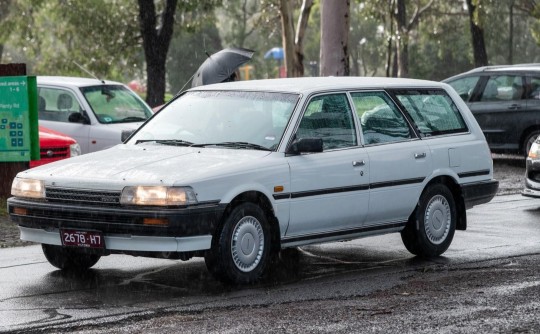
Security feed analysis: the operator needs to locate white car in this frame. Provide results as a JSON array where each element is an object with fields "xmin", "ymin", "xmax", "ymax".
[
  {"xmin": 8, "ymin": 77, "xmax": 498, "ymax": 284},
  {"xmin": 37, "ymin": 76, "xmax": 153, "ymax": 154}
]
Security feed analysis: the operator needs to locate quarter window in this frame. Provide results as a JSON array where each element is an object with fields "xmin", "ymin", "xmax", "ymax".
[
  {"xmin": 527, "ymin": 77, "xmax": 540, "ymax": 99},
  {"xmin": 296, "ymin": 94, "xmax": 357, "ymax": 150},
  {"xmin": 394, "ymin": 90, "xmax": 468, "ymax": 136},
  {"xmin": 351, "ymin": 92, "xmax": 412, "ymax": 145}
]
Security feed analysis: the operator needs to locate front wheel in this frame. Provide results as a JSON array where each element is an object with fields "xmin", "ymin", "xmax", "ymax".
[
  {"xmin": 205, "ymin": 203, "xmax": 274, "ymax": 284},
  {"xmin": 42, "ymin": 244, "xmax": 101, "ymax": 271},
  {"xmin": 401, "ymin": 184, "xmax": 456, "ymax": 258},
  {"xmin": 523, "ymin": 130, "xmax": 540, "ymax": 156}
]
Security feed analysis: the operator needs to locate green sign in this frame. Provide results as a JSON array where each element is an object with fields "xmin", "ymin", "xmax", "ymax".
[{"xmin": 0, "ymin": 76, "xmax": 39, "ymax": 162}]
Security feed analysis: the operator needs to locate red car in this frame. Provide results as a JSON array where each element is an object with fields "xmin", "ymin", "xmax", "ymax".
[{"xmin": 31, "ymin": 126, "xmax": 81, "ymax": 168}]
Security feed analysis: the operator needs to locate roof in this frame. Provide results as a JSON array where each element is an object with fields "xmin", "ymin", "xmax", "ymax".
[
  {"xmin": 36, "ymin": 76, "xmax": 123, "ymax": 87},
  {"xmin": 189, "ymin": 76, "xmax": 446, "ymax": 95},
  {"xmin": 443, "ymin": 63, "xmax": 540, "ymax": 82}
]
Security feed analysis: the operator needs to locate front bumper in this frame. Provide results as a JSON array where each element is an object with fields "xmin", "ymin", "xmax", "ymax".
[
  {"xmin": 461, "ymin": 180, "xmax": 499, "ymax": 209},
  {"xmin": 18, "ymin": 226, "xmax": 212, "ymax": 252},
  {"xmin": 8, "ymin": 197, "xmax": 225, "ymax": 252},
  {"xmin": 523, "ymin": 157, "xmax": 540, "ymax": 198}
]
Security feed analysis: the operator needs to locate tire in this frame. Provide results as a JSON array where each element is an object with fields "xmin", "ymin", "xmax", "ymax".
[
  {"xmin": 42, "ymin": 244, "xmax": 101, "ymax": 271},
  {"xmin": 523, "ymin": 130, "xmax": 540, "ymax": 156},
  {"xmin": 401, "ymin": 184, "xmax": 456, "ymax": 258},
  {"xmin": 204, "ymin": 203, "xmax": 273, "ymax": 284}
]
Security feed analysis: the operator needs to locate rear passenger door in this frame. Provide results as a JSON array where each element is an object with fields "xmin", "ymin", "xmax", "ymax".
[
  {"xmin": 351, "ymin": 91, "xmax": 431, "ymax": 226},
  {"xmin": 468, "ymin": 75, "xmax": 526, "ymax": 151}
]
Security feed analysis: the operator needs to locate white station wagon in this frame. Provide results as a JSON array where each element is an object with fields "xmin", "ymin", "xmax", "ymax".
[{"xmin": 8, "ymin": 77, "xmax": 498, "ymax": 284}]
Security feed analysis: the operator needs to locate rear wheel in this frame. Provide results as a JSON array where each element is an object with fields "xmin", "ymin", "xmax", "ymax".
[
  {"xmin": 42, "ymin": 244, "xmax": 101, "ymax": 270},
  {"xmin": 205, "ymin": 203, "xmax": 273, "ymax": 284},
  {"xmin": 401, "ymin": 184, "xmax": 456, "ymax": 258}
]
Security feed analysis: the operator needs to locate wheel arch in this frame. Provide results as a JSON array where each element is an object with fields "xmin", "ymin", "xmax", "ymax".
[
  {"xmin": 422, "ymin": 175, "xmax": 466, "ymax": 230},
  {"xmin": 221, "ymin": 191, "xmax": 282, "ymax": 249},
  {"xmin": 519, "ymin": 126, "xmax": 540, "ymax": 154}
]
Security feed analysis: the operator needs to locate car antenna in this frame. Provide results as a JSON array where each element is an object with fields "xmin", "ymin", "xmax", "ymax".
[{"xmin": 73, "ymin": 61, "xmax": 106, "ymax": 84}]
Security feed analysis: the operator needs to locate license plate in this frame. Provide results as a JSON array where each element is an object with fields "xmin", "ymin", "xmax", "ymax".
[{"xmin": 60, "ymin": 229, "xmax": 104, "ymax": 249}]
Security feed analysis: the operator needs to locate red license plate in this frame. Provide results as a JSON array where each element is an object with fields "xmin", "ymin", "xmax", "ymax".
[{"xmin": 60, "ymin": 229, "xmax": 105, "ymax": 249}]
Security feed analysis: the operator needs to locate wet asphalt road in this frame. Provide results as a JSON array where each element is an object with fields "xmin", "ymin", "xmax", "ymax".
[{"xmin": 1, "ymin": 194, "xmax": 539, "ymax": 333}]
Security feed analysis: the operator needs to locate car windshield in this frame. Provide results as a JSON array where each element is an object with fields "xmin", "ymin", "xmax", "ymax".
[
  {"xmin": 127, "ymin": 90, "xmax": 299, "ymax": 151},
  {"xmin": 80, "ymin": 85, "xmax": 153, "ymax": 124}
]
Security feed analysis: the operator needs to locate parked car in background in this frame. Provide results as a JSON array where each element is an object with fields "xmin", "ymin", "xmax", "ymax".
[
  {"xmin": 443, "ymin": 64, "xmax": 540, "ymax": 155},
  {"xmin": 37, "ymin": 76, "xmax": 153, "ymax": 154},
  {"xmin": 9, "ymin": 77, "xmax": 498, "ymax": 284},
  {"xmin": 32, "ymin": 126, "xmax": 80, "ymax": 168},
  {"xmin": 522, "ymin": 135, "xmax": 540, "ymax": 198}
]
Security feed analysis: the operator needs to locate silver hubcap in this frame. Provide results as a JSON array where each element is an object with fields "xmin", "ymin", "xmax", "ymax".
[
  {"xmin": 424, "ymin": 194, "xmax": 451, "ymax": 245},
  {"xmin": 231, "ymin": 216, "xmax": 264, "ymax": 272}
]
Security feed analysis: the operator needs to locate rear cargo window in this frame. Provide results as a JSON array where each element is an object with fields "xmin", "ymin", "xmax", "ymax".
[{"xmin": 392, "ymin": 89, "xmax": 468, "ymax": 137}]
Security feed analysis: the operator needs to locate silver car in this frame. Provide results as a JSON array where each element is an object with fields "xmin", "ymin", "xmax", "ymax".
[{"xmin": 37, "ymin": 76, "xmax": 153, "ymax": 154}]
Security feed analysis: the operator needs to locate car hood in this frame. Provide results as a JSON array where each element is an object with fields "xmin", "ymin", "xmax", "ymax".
[
  {"xmin": 22, "ymin": 144, "xmax": 272, "ymax": 187},
  {"xmin": 38, "ymin": 126, "xmax": 77, "ymax": 145}
]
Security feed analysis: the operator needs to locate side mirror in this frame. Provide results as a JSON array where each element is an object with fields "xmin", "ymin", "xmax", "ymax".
[
  {"xmin": 121, "ymin": 129, "xmax": 135, "ymax": 142},
  {"xmin": 286, "ymin": 137, "xmax": 323, "ymax": 155},
  {"xmin": 68, "ymin": 112, "xmax": 90, "ymax": 124}
]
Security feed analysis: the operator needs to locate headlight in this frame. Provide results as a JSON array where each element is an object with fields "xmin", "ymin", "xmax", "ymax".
[
  {"xmin": 120, "ymin": 186, "xmax": 198, "ymax": 206},
  {"xmin": 70, "ymin": 143, "xmax": 81, "ymax": 157},
  {"xmin": 529, "ymin": 142, "xmax": 540, "ymax": 159},
  {"xmin": 11, "ymin": 178, "xmax": 45, "ymax": 198}
]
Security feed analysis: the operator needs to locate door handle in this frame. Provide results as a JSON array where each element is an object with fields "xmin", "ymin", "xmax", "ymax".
[
  {"xmin": 508, "ymin": 104, "xmax": 521, "ymax": 110},
  {"xmin": 352, "ymin": 160, "xmax": 365, "ymax": 167},
  {"xmin": 414, "ymin": 152, "xmax": 426, "ymax": 159}
]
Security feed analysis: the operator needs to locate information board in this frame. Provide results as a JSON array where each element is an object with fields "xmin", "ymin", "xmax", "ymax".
[{"xmin": 0, "ymin": 76, "xmax": 39, "ymax": 162}]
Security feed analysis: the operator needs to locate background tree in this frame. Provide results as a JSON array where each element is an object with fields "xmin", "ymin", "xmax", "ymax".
[
  {"xmin": 393, "ymin": 0, "xmax": 434, "ymax": 77},
  {"xmin": 466, "ymin": 0, "xmax": 489, "ymax": 67},
  {"xmin": 278, "ymin": 0, "xmax": 313, "ymax": 77},
  {"xmin": 138, "ymin": 0, "xmax": 178, "ymax": 107},
  {"xmin": 0, "ymin": 0, "xmax": 13, "ymax": 62},
  {"xmin": 319, "ymin": 0, "xmax": 350, "ymax": 76}
]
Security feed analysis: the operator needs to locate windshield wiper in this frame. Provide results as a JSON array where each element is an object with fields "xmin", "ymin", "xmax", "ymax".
[
  {"xmin": 192, "ymin": 142, "xmax": 272, "ymax": 151},
  {"xmin": 135, "ymin": 139, "xmax": 194, "ymax": 146},
  {"xmin": 113, "ymin": 116, "xmax": 147, "ymax": 123}
]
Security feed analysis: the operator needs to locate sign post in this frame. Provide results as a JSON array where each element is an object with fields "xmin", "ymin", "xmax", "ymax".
[{"xmin": 0, "ymin": 64, "xmax": 39, "ymax": 198}]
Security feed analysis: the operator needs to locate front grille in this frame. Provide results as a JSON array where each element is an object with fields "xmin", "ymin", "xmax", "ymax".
[
  {"xmin": 45, "ymin": 187, "xmax": 121, "ymax": 207},
  {"xmin": 40, "ymin": 146, "xmax": 69, "ymax": 159}
]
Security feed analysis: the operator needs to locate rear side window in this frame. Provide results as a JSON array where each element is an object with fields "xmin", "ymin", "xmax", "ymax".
[
  {"xmin": 351, "ymin": 91, "xmax": 412, "ymax": 145},
  {"xmin": 393, "ymin": 90, "xmax": 468, "ymax": 137},
  {"xmin": 480, "ymin": 75, "xmax": 524, "ymax": 102}
]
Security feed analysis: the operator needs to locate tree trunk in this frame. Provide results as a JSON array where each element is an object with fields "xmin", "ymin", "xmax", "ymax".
[
  {"xmin": 320, "ymin": 0, "xmax": 350, "ymax": 76},
  {"xmin": 138, "ymin": 0, "xmax": 178, "ymax": 107},
  {"xmin": 385, "ymin": 0, "xmax": 395, "ymax": 77},
  {"xmin": 509, "ymin": 1, "xmax": 514, "ymax": 64},
  {"xmin": 292, "ymin": 0, "xmax": 314, "ymax": 77},
  {"xmin": 278, "ymin": 0, "xmax": 295, "ymax": 78},
  {"xmin": 395, "ymin": 0, "xmax": 408, "ymax": 77},
  {"xmin": 466, "ymin": 0, "xmax": 488, "ymax": 67}
]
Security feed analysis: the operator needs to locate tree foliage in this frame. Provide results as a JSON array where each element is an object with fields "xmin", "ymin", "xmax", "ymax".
[{"xmin": 1, "ymin": 0, "xmax": 540, "ymax": 96}]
